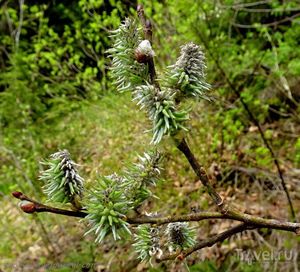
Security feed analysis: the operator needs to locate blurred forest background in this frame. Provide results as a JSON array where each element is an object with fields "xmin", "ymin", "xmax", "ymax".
[{"xmin": 1, "ymin": 0, "xmax": 300, "ymax": 271}]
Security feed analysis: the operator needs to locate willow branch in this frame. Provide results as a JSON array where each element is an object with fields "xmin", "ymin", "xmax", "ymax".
[
  {"xmin": 12, "ymin": 191, "xmax": 300, "ymax": 234},
  {"xmin": 137, "ymin": 4, "xmax": 152, "ymax": 42},
  {"xmin": 158, "ymin": 216, "xmax": 300, "ymax": 261},
  {"xmin": 177, "ymin": 138, "xmax": 224, "ymax": 207},
  {"xmin": 157, "ymin": 223, "xmax": 252, "ymax": 262},
  {"xmin": 12, "ymin": 191, "xmax": 87, "ymax": 218},
  {"xmin": 128, "ymin": 212, "xmax": 300, "ymax": 233},
  {"xmin": 225, "ymin": 209, "xmax": 300, "ymax": 232},
  {"xmin": 127, "ymin": 212, "xmax": 227, "ymax": 224}
]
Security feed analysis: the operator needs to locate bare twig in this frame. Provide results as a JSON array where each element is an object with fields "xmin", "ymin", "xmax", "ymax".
[
  {"xmin": 158, "ymin": 216, "xmax": 300, "ymax": 261},
  {"xmin": 137, "ymin": 4, "xmax": 153, "ymax": 42},
  {"xmin": 233, "ymin": 7, "xmax": 300, "ymax": 13},
  {"xmin": 12, "ymin": 192, "xmax": 87, "ymax": 218},
  {"xmin": 176, "ymin": 138, "xmax": 224, "ymax": 207}
]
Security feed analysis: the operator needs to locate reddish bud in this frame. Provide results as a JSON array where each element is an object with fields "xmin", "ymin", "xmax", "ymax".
[
  {"xmin": 19, "ymin": 200, "xmax": 36, "ymax": 213},
  {"xmin": 177, "ymin": 254, "xmax": 185, "ymax": 261},
  {"xmin": 135, "ymin": 51, "xmax": 151, "ymax": 63},
  {"xmin": 12, "ymin": 191, "xmax": 22, "ymax": 199},
  {"xmin": 135, "ymin": 40, "xmax": 155, "ymax": 63}
]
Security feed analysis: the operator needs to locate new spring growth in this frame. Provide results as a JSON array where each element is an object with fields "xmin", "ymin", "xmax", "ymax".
[
  {"xmin": 166, "ymin": 222, "xmax": 196, "ymax": 251},
  {"xmin": 84, "ymin": 151, "xmax": 163, "ymax": 244},
  {"xmin": 166, "ymin": 42, "xmax": 210, "ymax": 99},
  {"xmin": 109, "ymin": 20, "xmax": 213, "ymax": 145},
  {"xmin": 135, "ymin": 40, "xmax": 155, "ymax": 63},
  {"xmin": 19, "ymin": 200, "xmax": 35, "ymax": 213},
  {"xmin": 133, "ymin": 225, "xmax": 163, "ymax": 263},
  {"xmin": 107, "ymin": 18, "xmax": 149, "ymax": 92},
  {"xmin": 124, "ymin": 151, "xmax": 162, "ymax": 207},
  {"xmin": 84, "ymin": 174, "xmax": 132, "ymax": 243},
  {"xmin": 39, "ymin": 150, "xmax": 84, "ymax": 207},
  {"xmin": 127, "ymin": 151, "xmax": 161, "ymax": 187},
  {"xmin": 133, "ymin": 84, "xmax": 189, "ymax": 144}
]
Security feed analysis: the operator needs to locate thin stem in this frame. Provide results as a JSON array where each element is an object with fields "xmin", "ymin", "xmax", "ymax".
[
  {"xmin": 12, "ymin": 192, "xmax": 87, "ymax": 218},
  {"xmin": 176, "ymin": 138, "xmax": 224, "ymax": 207},
  {"xmin": 128, "ymin": 212, "xmax": 300, "ymax": 233},
  {"xmin": 127, "ymin": 212, "xmax": 227, "ymax": 225},
  {"xmin": 15, "ymin": 0, "xmax": 24, "ymax": 50},
  {"xmin": 137, "ymin": 4, "xmax": 153, "ymax": 42}
]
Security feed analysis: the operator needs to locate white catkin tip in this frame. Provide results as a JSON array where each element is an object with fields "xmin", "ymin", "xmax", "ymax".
[{"xmin": 136, "ymin": 40, "xmax": 155, "ymax": 57}]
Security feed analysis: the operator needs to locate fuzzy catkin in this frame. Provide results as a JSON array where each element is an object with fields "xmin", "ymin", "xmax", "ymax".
[
  {"xmin": 166, "ymin": 222, "xmax": 196, "ymax": 250},
  {"xmin": 40, "ymin": 150, "xmax": 84, "ymax": 205},
  {"xmin": 166, "ymin": 42, "xmax": 210, "ymax": 99}
]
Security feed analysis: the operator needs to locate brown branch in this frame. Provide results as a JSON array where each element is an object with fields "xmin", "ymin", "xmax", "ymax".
[
  {"xmin": 233, "ymin": 7, "xmax": 300, "ymax": 13},
  {"xmin": 176, "ymin": 138, "xmax": 224, "ymax": 207},
  {"xmin": 128, "ymin": 212, "xmax": 300, "ymax": 233},
  {"xmin": 12, "ymin": 192, "xmax": 87, "ymax": 218},
  {"xmin": 137, "ymin": 4, "xmax": 152, "ymax": 42},
  {"xmin": 127, "ymin": 211, "xmax": 228, "ymax": 225},
  {"xmin": 157, "ymin": 223, "xmax": 252, "ymax": 262},
  {"xmin": 158, "ymin": 216, "xmax": 300, "ymax": 261},
  {"xmin": 12, "ymin": 189, "xmax": 300, "ymax": 262},
  {"xmin": 225, "ymin": 209, "xmax": 300, "ymax": 232},
  {"xmin": 13, "ymin": 191, "xmax": 300, "ymax": 234},
  {"xmin": 222, "ymin": 0, "xmax": 272, "ymax": 9}
]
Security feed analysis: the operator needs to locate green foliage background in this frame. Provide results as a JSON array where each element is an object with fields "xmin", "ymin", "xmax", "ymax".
[{"xmin": 1, "ymin": 0, "xmax": 300, "ymax": 271}]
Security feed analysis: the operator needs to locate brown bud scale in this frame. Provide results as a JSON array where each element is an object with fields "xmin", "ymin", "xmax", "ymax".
[
  {"xmin": 12, "ymin": 191, "xmax": 22, "ymax": 199},
  {"xmin": 20, "ymin": 202, "xmax": 36, "ymax": 213},
  {"xmin": 135, "ymin": 51, "xmax": 151, "ymax": 63}
]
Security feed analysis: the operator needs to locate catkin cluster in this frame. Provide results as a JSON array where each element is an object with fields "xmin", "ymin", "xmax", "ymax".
[{"xmin": 109, "ymin": 19, "xmax": 210, "ymax": 145}]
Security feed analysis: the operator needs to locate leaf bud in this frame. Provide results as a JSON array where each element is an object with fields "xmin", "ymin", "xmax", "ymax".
[
  {"xmin": 135, "ymin": 40, "xmax": 155, "ymax": 63},
  {"xmin": 19, "ymin": 200, "xmax": 36, "ymax": 213}
]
